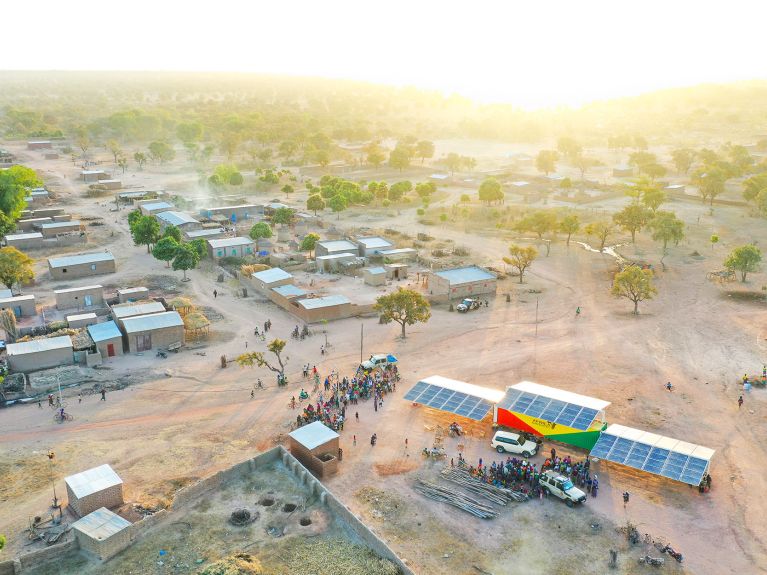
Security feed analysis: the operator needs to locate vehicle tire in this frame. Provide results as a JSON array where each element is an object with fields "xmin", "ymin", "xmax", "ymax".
[
  {"xmin": 496, "ymin": 446, "xmax": 505, "ymax": 453},
  {"xmin": 566, "ymin": 499, "xmax": 574, "ymax": 508},
  {"xmin": 522, "ymin": 451, "xmax": 531, "ymax": 458}
]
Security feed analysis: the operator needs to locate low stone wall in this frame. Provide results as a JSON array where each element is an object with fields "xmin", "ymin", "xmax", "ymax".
[
  {"xmin": 16, "ymin": 538, "xmax": 79, "ymax": 573},
  {"xmin": 0, "ymin": 560, "xmax": 15, "ymax": 575}
]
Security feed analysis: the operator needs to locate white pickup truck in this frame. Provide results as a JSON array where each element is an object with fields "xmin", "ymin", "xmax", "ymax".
[{"xmin": 359, "ymin": 354, "xmax": 395, "ymax": 372}]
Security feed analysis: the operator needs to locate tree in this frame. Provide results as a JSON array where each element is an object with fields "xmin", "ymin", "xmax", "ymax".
[
  {"xmin": 228, "ymin": 172, "xmax": 244, "ymax": 186},
  {"xmin": 535, "ymin": 150, "xmax": 559, "ymax": 175},
  {"xmin": 374, "ymin": 288, "xmax": 431, "ymax": 338},
  {"xmin": 671, "ymin": 148, "xmax": 696, "ymax": 174},
  {"xmin": 300, "ymin": 233, "xmax": 320, "ymax": 257},
  {"xmin": 189, "ymin": 238, "xmax": 207, "ymax": 260},
  {"xmin": 415, "ymin": 182, "xmax": 437, "ymax": 198},
  {"xmin": 584, "ymin": 221, "xmax": 614, "ymax": 251},
  {"xmin": 152, "ymin": 236, "xmax": 179, "ymax": 267},
  {"xmin": 574, "ymin": 154, "xmax": 601, "ymax": 180},
  {"xmin": 515, "ymin": 210, "xmax": 557, "ymax": 240},
  {"xmin": 176, "ymin": 122, "xmax": 203, "ymax": 144},
  {"xmin": 0, "ymin": 166, "xmax": 40, "ymax": 230},
  {"xmin": 172, "ymin": 243, "xmax": 199, "ymax": 281},
  {"xmin": 478, "ymin": 177, "xmax": 503, "ymax": 205},
  {"xmin": 106, "ymin": 139, "xmax": 122, "ymax": 165},
  {"xmin": 725, "ymin": 245, "xmax": 762, "ymax": 282},
  {"xmin": 0, "ymin": 308, "xmax": 17, "ymax": 341},
  {"xmin": 236, "ymin": 338, "xmax": 288, "ymax": 377},
  {"xmin": 415, "ymin": 140, "xmax": 435, "ymax": 164},
  {"xmin": 628, "ymin": 151, "xmax": 657, "ymax": 171},
  {"xmin": 611, "ymin": 265, "xmax": 657, "ymax": 314},
  {"xmin": 117, "ymin": 156, "xmax": 128, "ymax": 174},
  {"xmin": 249, "ymin": 222, "xmax": 272, "ymax": 251},
  {"xmin": 127, "ymin": 209, "xmax": 142, "ymax": 229},
  {"xmin": 441, "ymin": 152, "xmax": 463, "ymax": 175},
  {"xmin": 742, "ymin": 173, "xmax": 767, "ymax": 205},
  {"xmin": 388, "ymin": 181, "xmax": 412, "ymax": 201},
  {"xmin": 613, "ymin": 204, "xmax": 651, "ymax": 243},
  {"xmin": 148, "ymin": 141, "xmax": 176, "ymax": 164},
  {"xmin": 219, "ymin": 132, "xmax": 242, "ymax": 162},
  {"xmin": 388, "ymin": 146, "xmax": 411, "ymax": 172},
  {"xmin": 641, "ymin": 184, "xmax": 667, "ymax": 214},
  {"xmin": 130, "ymin": 215, "xmax": 160, "ymax": 253},
  {"xmin": 691, "ymin": 166, "xmax": 726, "ymax": 206},
  {"xmin": 162, "ymin": 225, "xmax": 182, "ymax": 243},
  {"xmin": 557, "ymin": 137, "xmax": 582, "ymax": 162},
  {"xmin": 281, "ymin": 184, "xmax": 294, "ymax": 199},
  {"xmin": 133, "ymin": 151, "xmax": 147, "ymax": 170},
  {"xmin": 0, "ymin": 247, "xmax": 34, "ymax": 289},
  {"xmin": 505, "ymin": 245, "xmax": 538, "ymax": 283},
  {"xmin": 642, "ymin": 163, "xmax": 667, "ymax": 181},
  {"xmin": 710, "ymin": 234, "xmax": 719, "ymax": 250},
  {"xmin": 365, "ymin": 142, "xmax": 386, "ymax": 167},
  {"xmin": 272, "ymin": 207, "xmax": 294, "ymax": 226},
  {"xmin": 279, "ymin": 140, "xmax": 298, "ymax": 161},
  {"xmin": 307, "ymin": 194, "xmax": 326, "ymax": 215},
  {"xmin": 559, "ymin": 214, "xmax": 580, "ymax": 246},
  {"xmin": 328, "ymin": 194, "xmax": 348, "ymax": 219},
  {"xmin": 257, "ymin": 148, "xmax": 273, "ymax": 164},
  {"xmin": 75, "ymin": 128, "xmax": 90, "ymax": 155},
  {"xmin": 647, "ymin": 210, "xmax": 685, "ymax": 266}
]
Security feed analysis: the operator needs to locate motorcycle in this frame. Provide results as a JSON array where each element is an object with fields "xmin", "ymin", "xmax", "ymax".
[
  {"xmin": 422, "ymin": 447, "xmax": 446, "ymax": 459},
  {"xmin": 659, "ymin": 545, "xmax": 683, "ymax": 563},
  {"xmin": 156, "ymin": 350, "xmax": 167, "ymax": 359},
  {"xmin": 638, "ymin": 555, "xmax": 664, "ymax": 567}
]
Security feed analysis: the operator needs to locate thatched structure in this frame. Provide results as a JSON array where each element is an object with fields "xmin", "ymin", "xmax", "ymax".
[
  {"xmin": 168, "ymin": 296, "xmax": 195, "ymax": 316},
  {"xmin": 183, "ymin": 311, "xmax": 210, "ymax": 338}
]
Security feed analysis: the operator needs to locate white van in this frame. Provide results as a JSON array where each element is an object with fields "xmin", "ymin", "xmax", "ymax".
[{"xmin": 490, "ymin": 430, "xmax": 538, "ymax": 457}]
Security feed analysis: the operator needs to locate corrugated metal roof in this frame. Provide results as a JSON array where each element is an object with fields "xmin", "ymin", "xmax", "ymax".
[
  {"xmin": 185, "ymin": 228, "xmax": 225, "ymax": 238},
  {"xmin": 140, "ymin": 201, "xmax": 172, "ymax": 211},
  {"xmin": 6, "ymin": 335, "xmax": 72, "ymax": 356},
  {"xmin": 0, "ymin": 294, "xmax": 34, "ymax": 304},
  {"xmin": 5, "ymin": 232, "xmax": 43, "ymax": 240},
  {"xmin": 204, "ymin": 204, "xmax": 259, "ymax": 212},
  {"xmin": 318, "ymin": 240, "xmax": 358, "ymax": 252},
  {"xmin": 72, "ymin": 507, "xmax": 131, "ymax": 540},
  {"xmin": 0, "ymin": 289, "xmax": 12, "ymax": 299},
  {"xmin": 65, "ymin": 464, "xmax": 123, "ymax": 500},
  {"xmin": 252, "ymin": 268, "xmax": 293, "ymax": 284},
  {"xmin": 316, "ymin": 252, "xmax": 357, "ymax": 261},
  {"xmin": 365, "ymin": 267, "xmax": 386, "ymax": 274},
  {"xmin": 87, "ymin": 321, "xmax": 122, "ymax": 342},
  {"xmin": 207, "ymin": 236, "xmax": 254, "ymax": 249},
  {"xmin": 356, "ymin": 237, "xmax": 393, "ymax": 249},
  {"xmin": 48, "ymin": 252, "xmax": 114, "ymax": 268},
  {"xmin": 510, "ymin": 381, "xmax": 611, "ymax": 411},
  {"xmin": 116, "ymin": 287, "xmax": 147, "ymax": 295},
  {"xmin": 156, "ymin": 211, "xmax": 199, "ymax": 226},
  {"xmin": 67, "ymin": 312, "xmax": 97, "ymax": 322},
  {"xmin": 41, "ymin": 220, "xmax": 81, "ymax": 229},
  {"xmin": 272, "ymin": 284, "xmax": 307, "ymax": 297},
  {"xmin": 380, "ymin": 248, "xmax": 417, "ymax": 255},
  {"xmin": 122, "ymin": 311, "xmax": 183, "ymax": 333},
  {"xmin": 297, "ymin": 295, "xmax": 351, "ymax": 310},
  {"xmin": 112, "ymin": 301, "xmax": 165, "ymax": 319},
  {"xmin": 434, "ymin": 266, "xmax": 496, "ymax": 285},
  {"xmin": 54, "ymin": 285, "xmax": 103, "ymax": 294},
  {"xmin": 289, "ymin": 421, "xmax": 339, "ymax": 450}
]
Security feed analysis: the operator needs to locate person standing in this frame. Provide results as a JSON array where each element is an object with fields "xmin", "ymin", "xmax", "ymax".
[
  {"xmin": 213, "ymin": 289, "xmax": 218, "ymax": 299},
  {"xmin": 78, "ymin": 392, "xmax": 82, "ymax": 404},
  {"xmin": 100, "ymin": 389, "xmax": 106, "ymax": 401},
  {"xmin": 738, "ymin": 395, "xmax": 744, "ymax": 409},
  {"xmin": 622, "ymin": 491, "xmax": 630, "ymax": 508}
]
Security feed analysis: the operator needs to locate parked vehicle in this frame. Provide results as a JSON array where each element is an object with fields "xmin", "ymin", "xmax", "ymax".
[
  {"xmin": 456, "ymin": 298, "xmax": 481, "ymax": 313},
  {"xmin": 490, "ymin": 430, "xmax": 538, "ymax": 457},
  {"xmin": 359, "ymin": 353, "xmax": 397, "ymax": 371},
  {"xmin": 540, "ymin": 470, "xmax": 587, "ymax": 507}
]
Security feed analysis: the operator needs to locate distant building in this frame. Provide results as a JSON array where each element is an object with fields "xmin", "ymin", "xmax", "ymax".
[
  {"xmin": 613, "ymin": 165, "xmax": 634, "ymax": 178},
  {"xmin": 315, "ymin": 252, "xmax": 359, "ymax": 273},
  {"xmin": 271, "ymin": 284, "xmax": 307, "ymax": 302},
  {"xmin": 355, "ymin": 237, "xmax": 394, "ymax": 257},
  {"xmin": 67, "ymin": 312, "xmax": 98, "ymax": 329},
  {"xmin": 207, "ymin": 237, "xmax": 255, "ymax": 261},
  {"xmin": 430, "ymin": 266, "xmax": 497, "ymax": 299},
  {"xmin": 48, "ymin": 252, "xmax": 116, "ymax": 280},
  {"xmin": 72, "ymin": 507, "xmax": 132, "ymax": 561},
  {"xmin": 4, "ymin": 232, "xmax": 44, "ymax": 250},
  {"xmin": 121, "ymin": 311, "xmax": 184, "ymax": 353},
  {"xmin": 315, "ymin": 239, "xmax": 359, "ymax": 258},
  {"xmin": 17, "ymin": 217, "xmax": 52, "ymax": 232},
  {"xmin": 27, "ymin": 141, "xmax": 52, "ymax": 150},
  {"xmin": 80, "ymin": 170, "xmax": 109, "ymax": 182},
  {"xmin": 6, "ymin": 336, "xmax": 74, "ymax": 372},
  {"xmin": 363, "ymin": 267, "xmax": 387, "ymax": 286},
  {"xmin": 251, "ymin": 268, "xmax": 293, "ymax": 293},
  {"xmin": 40, "ymin": 220, "xmax": 82, "ymax": 237},
  {"xmin": 0, "ymin": 294, "xmax": 36, "ymax": 317},
  {"xmin": 138, "ymin": 201, "xmax": 174, "ymax": 216},
  {"xmin": 64, "ymin": 464, "xmax": 124, "ymax": 517},
  {"xmin": 116, "ymin": 287, "xmax": 149, "ymax": 303},
  {"xmin": 379, "ymin": 248, "xmax": 418, "ymax": 263},
  {"xmin": 87, "ymin": 321, "xmax": 124, "ymax": 359},
  {"xmin": 54, "ymin": 285, "xmax": 105, "ymax": 310},
  {"xmin": 184, "ymin": 228, "xmax": 227, "ymax": 241},
  {"xmin": 97, "ymin": 179, "xmax": 122, "ymax": 190},
  {"xmin": 199, "ymin": 204, "xmax": 260, "ymax": 222},
  {"xmin": 296, "ymin": 295, "xmax": 352, "ymax": 323},
  {"xmin": 155, "ymin": 211, "xmax": 201, "ymax": 231}
]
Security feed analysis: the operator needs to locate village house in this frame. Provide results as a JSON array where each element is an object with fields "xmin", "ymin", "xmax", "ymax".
[
  {"xmin": 315, "ymin": 239, "xmax": 359, "ymax": 258},
  {"xmin": 111, "ymin": 301, "xmax": 166, "ymax": 330},
  {"xmin": 184, "ymin": 228, "xmax": 227, "ymax": 241},
  {"xmin": 295, "ymin": 295, "xmax": 352, "ymax": 323},
  {"xmin": 87, "ymin": 321, "xmax": 124, "ymax": 359},
  {"xmin": 288, "ymin": 421, "xmax": 340, "ymax": 478},
  {"xmin": 27, "ymin": 188, "xmax": 50, "ymax": 203},
  {"xmin": 17, "ymin": 217, "xmax": 52, "ymax": 232},
  {"xmin": 64, "ymin": 464, "xmax": 124, "ymax": 517},
  {"xmin": 207, "ymin": 237, "xmax": 255, "ymax": 261},
  {"xmin": 40, "ymin": 220, "xmax": 82, "ymax": 238},
  {"xmin": 48, "ymin": 252, "xmax": 116, "ymax": 280},
  {"xmin": 4, "ymin": 232, "xmax": 44, "ymax": 250},
  {"xmin": 67, "ymin": 312, "xmax": 98, "ymax": 329},
  {"xmin": 138, "ymin": 201, "xmax": 174, "ymax": 216},
  {"xmin": 362, "ymin": 267, "xmax": 387, "ymax": 286},
  {"xmin": 379, "ymin": 247, "xmax": 418, "ymax": 263},
  {"xmin": 120, "ymin": 311, "xmax": 185, "ymax": 353},
  {"xmin": 315, "ymin": 252, "xmax": 360, "ymax": 273},
  {"xmin": 116, "ymin": 287, "xmax": 149, "ymax": 303},
  {"xmin": 0, "ymin": 294, "xmax": 36, "ymax": 318},
  {"xmin": 430, "ymin": 266, "xmax": 497, "ymax": 299},
  {"xmin": 355, "ymin": 236, "xmax": 394, "ymax": 257},
  {"xmin": 54, "ymin": 285, "xmax": 105, "ymax": 310},
  {"xmin": 199, "ymin": 204, "xmax": 260, "ymax": 222},
  {"xmin": 27, "ymin": 140, "xmax": 52, "ymax": 150},
  {"xmin": 6, "ymin": 335, "xmax": 74, "ymax": 372},
  {"xmin": 155, "ymin": 211, "xmax": 201, "ymax": 232},
  {"xmin": 251, "ymin": 267, "xmax": 294, "ymax": 293},
  {"xmin": 80, "ymin": 170, "xmax": 109, "ymax": 183}
]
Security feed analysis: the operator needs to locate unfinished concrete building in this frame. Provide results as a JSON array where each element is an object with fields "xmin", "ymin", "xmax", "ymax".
[
  {"xmin": 72, "ymin": 507, "xmax": 132, "ymax": 561},
  {"xmin": 65, "ymin": 464, "xmax": 124, "ymax": 517},
  {"xmin": 288, "ymin": 421, "xmax": 340, "ymax": 478}
]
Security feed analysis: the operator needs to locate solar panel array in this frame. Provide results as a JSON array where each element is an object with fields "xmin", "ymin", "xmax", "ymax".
[
  {"xmin": 497, "ymin": 388, "xmax": 600, "ymax": 431},
  {"xmin": 403, "ymin": 381, "xmax": 494, "ymax": 421},
  {"xmin": 589, "ymin": 433, "xmax": 709, "ymax": 486}
]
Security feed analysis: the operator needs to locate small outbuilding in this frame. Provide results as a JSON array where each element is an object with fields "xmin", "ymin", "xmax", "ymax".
[
  {"xmin": 97, "ymin": 179, "xmax": 122, "ymax": 190},
  {"xmin": 138, "ymin": 201, "xmax": 174, "ymax": 216},
  {"xmin": 67, "ymin": 312, "xmax": 98, "ymax": 329},
  {"xmin": 6, "ymin": 335, "xmax": 74, "ymax": 372},
  {"xmin": 72, "ymin": 507, "xmax": 132, "ymax": 561},
  {"xmin": 111, "ymin": 301, "xmax": 166, "ymax": 329},
  {"xmin": 155, "ymin": 211, "xmax": 201, "ymax": 231},
  {"xmin": 0, "ymin": 294, "xmax": 36, "ymax": 317},
  {"xmin": 54, "ymin": 285, "xmax": 105, "ymax": 310},
  {"xmin": 315, "ymin": 252, "xmax": 359, "ymax": 273},
  {"xmin": 207, "ymin": 237, "xmax": 255, "ymax": 261},
  {"xmin": 251, "ymin": 268, "xmax": 293, "ymax": 293},
  {"xmin": 379, "ymin": 248, "xmax": 418, "ymax": 263},
  {"xmin": 363, "ymin": 267, "xmax": 387, "ymax": 286},
  {"xmin": 356, "ymin": 236, "xmax": 394, "ymax": 257},
  {"xmin": 65, "ymin": 464, "xmax": 124, "ymax": 517},
  {"xmin": 199, "ymin": 204, "xmax": 260, "ymax": 222},
  {"xmin": 17, "ymin": 217, "xmax": 52, "ymax": 232},
  {"xmin": 87, "ymin": 321, "xmax": 124, "ymax": 359},
  {"xmin": 271, "ymin": 284, "xmax": 307, "ymax": 301},
  {"xmin": 28, "ymin": 188, "xmax": 50, "ymax": 202},
  {"xmin": 4, "ymin": 232, "xmax": 44, "ymax": 250},
  {"xmin": 80, "ymin": 170, "xmax": 109, "ymax": 183},
  {"xmin": 48, "ymin": 252, "xmax": 116, "ymax": 280},
  {"xmin": 385, "ymin": 263, "xmax": 409, "ymax": 280},
  {"xmin": 116, "ymin": 287, "xmax": 149, "ymax": 303},
  {"xmin": 121, "ymin": 311, "xmax": 185, "ymax": 353},
  {"xmin": 315, "ymin": 239, "xmax": 359, "ymax": 258},
  {"xmin": 288, "ymin": 421, "xmax": 340, "ymax": 478},
  {"xmin": 40, "ymin": 220, "xmax": 82, "ymax": 237},
  {"xmin": 430, "ymin": 266, "xmax": 497, "ymax": 299},
  {"xmin": 27, "ymin": 141, "xmax": 52, "ymax": 150},
  {"xmin": 296, "ymin": 295, "xmax": 352, "ymax": 323},
  {"xmin": 184, "ymin": 228, "xmax": 227, "ymax": 241}
]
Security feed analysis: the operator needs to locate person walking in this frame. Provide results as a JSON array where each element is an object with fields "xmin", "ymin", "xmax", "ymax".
[
  {"xmin": 666, "ymin": 382, "xmax": 673, "ymax": 392},
  {"xmin": 576, "ymin": 306, "xmax": 581, "ymax": 317},
  {"xmin": 213, "ymin": 289, "xmax": 218, "ymax": 299},
  {"xmin": 622, "ymin": 491, "xmax": 630, "ymax": 508},
  {"xmin": 404, "ymin": 438, "xmax": 408, "ymax": 450},
  {"xmin": 100, "ymin": 389, "xmax": 106, "ymax": 401},
  {"xmin": 353, "ymin": 434, "xmax": 357, "ymax": 446},
  {"xmin": 78, "ymin": 392, "xmax": 82, "ymax": 403},
  {"xmin": 250, "ymin": 389, "xmax": 255, "ymax": 399},
  {"xmin": 37, "ymin": 399, "xmax": 42, "ymax": 408},
  {"xmin": 738, "ymin": 395, "xmax": 744, "ymax": 409},
  {"xmin": 355, "ymin": 411, "xmax": 359, "ymax": 422}
]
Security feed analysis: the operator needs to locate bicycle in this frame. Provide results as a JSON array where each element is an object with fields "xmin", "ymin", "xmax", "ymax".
[{"xmin": 53, "ymin": 412, "xmax": 74, "ymax": 423}]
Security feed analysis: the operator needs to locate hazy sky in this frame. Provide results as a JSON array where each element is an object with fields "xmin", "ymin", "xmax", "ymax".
[{"xmin": 6, "ymin": 0, "xmax": 767, "ymax": 107}]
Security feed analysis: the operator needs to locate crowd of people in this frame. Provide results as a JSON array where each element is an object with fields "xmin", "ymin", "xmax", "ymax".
[{"xmin": 291, "ymin": 364, "xmax": 400, "ymax": 431}]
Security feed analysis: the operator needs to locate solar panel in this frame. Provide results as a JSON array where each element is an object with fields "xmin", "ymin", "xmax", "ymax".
[
  {"xmin": 590, "ymin": 428, "xmax": 712, "ymax": 486},
  {"xmin": 498, "ymin": 389, "xmax": 521, "ymax": 410},
  {"xmin": 403, "ymin": 381, "xmax": 494, "ymax": 421},
  {"xmin": 497, "ymin": 388, "xmax": 602, "ymax": 431}
]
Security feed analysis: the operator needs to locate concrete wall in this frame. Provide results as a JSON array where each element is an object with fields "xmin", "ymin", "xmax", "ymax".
[
  {"xmin": 66, "ymin": 483, "xmax": 123, "ymax": 517},
  {"xmin": 15, "ymin": 538, "xmax": 79, "ymax": 573},
  {"xmin": 49, "ymin": 259, "xmax": 116, "ymax": 280},
  {"xmin": 0, "ymin": 296, "xmax": 36, "ymax": 317},
  {"xmin": 208, "ymin": 242, "xmax": 255, "ymax": 261},
  {"xmin": 95, "ymin": 336, "xmax": 124, "ymax": 358},
  {"xmin": 67, "ymin": 314, "xmax": 97, "ymax": 329},
  {"xmin": 429, "ymin": 274, "xmax": 497, "ymax": 300},
  {"xmin": 76, "ymin": 526, "xmax": 132, "ymax": 561},
  {"xmin": 17, "ymin": 218, "xmax": 51, "ymax": 232},
  {"xmin": 5, "ymin": 235, "xmax": 44, "ymax": 250},
  {"xmin": 55, "ymin": 286, "xmax": 105, "ymax": 310},
  {"xmin": 8, "ymin": 347, "xmax": 73, "ymax": 373},
  {"xmin": 251, "ymin": 276, "xmax": 292, "ymax": 295},
  {"xmin": 41, "ymin": 222, "xmax": 81, "ymax": 237},
  {"xmin": 124, "ymin": 325, "xmax": 184, "ymax": 353},
  {"xmin": 117, "ymin": 288, "xmax": 149, "ymax": 303},
  {"xmin": 289, "ymin": 436, "xmax": 339, "ymax": 478},
  {"xmin": 32, "ymin": 208, "xmax": 64, "ymax": 218}
]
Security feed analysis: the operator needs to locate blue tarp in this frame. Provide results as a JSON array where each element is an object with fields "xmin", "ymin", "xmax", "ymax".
[{"xmin": 387, "ymin": 354, "xmax": 398, "ymax": 363}]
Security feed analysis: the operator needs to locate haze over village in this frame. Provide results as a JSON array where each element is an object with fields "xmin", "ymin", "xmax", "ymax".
[{"xmin": 1, "ymin": 2, "xmax": 767, "ymax": 575}]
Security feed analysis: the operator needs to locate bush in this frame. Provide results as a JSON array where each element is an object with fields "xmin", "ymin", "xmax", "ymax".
[
  {"xmin": 382, "ymin": 199, "xmax": 391, "ymax": 207},
  {"xmin": 219, "ymin": 256, "xmax": 246, "ymax": 267},
  {"xmin": 417, "ymin": 208, "xmax": 425, "ymax": 216}
]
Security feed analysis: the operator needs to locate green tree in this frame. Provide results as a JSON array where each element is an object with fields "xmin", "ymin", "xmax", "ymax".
[
  {"xmin": 584, "ymin": 221, "xmax": 614, "ymax": 251},
  {"xmin": 642, "ymin": 163, "xmax": 667, "ymax": 181},
  {"xmin": 415, "ymin": 140, "xmax": 435, "ymax": 164},
  {"xmin": 281, "ymin": 184, "xmax": 294, "ymax": 199},
  {"xmin": 671, "ymin": 148, "xmax": 696, "ymax": 174},
  {"xmin": 328, "ymin": 194, "xmax": 348, "ymax": 219},
  {"xmin": 388, "ymin": 146, "xmax": 411, "ymax": 172},
  {"xmin": 478, "ymin": 177, "xmax": 503, "ymax": 205},
  {"xmin": 219, "ymin": 132, "xmax": 242, "ymax": 162},
  {"xmin": 152, "ymin": 236, "xmax": 179, "ymax": 267},
  {"xmin": 365, "ymin": 142, "xmax": 386, "ymax": 167},
  {"xmin": 724, "ymin": 245, "xmax": 762, "ymax": 282},
  {"xmin": 742, "ymin": 173, "xmax": 767, "ymax": 205},
  {"xmin": 307, "ymin": 194, "xmax": 326, "ymax": 215},
  {"xmin": 641, "ymin": 184, "xmax": 667, "ymax": 214},
  {"xmin": 236, "ymin": 338, "xmax": 288, "ymax": 377},
  {"xmin": 229, "ymin": 171, "xmax": 244, "ymax": 186},
  {"xmin": 574, "ymin": 154, "xmax": 601, "ymax": 180},
  {"xmin": 176, "ymin": 122, "xmax": 203, "ymax": 144},
  {"xmin": 710, "ymin": 234, "xmax": 719, "ymax": 250},
  {"xmin": 535, "ymin": 150, "xmax": 559, "ymax": 175},
  {"xmin": 648, "ymin": 210, "xmax": 685, "ymax": 265},
  {"xmin": 441, "ymin": 152, "xmax": 463, "ymax": 175},
  {"xmin": 279, "ymin": 140, "xmax": 298, "ymax": 161},
  {"xmin": 117, "ymin": 155, "xmax": 128, "ymax": 174},
  {"xmin": 162, "ymin": 225, "xmax": 181, "ymax": 242},
  {"xmin": 127, "ymin": 209, "xmax": 142, "ymax": 229},
  {"xmin": 515, "ymin": 210, "xmax": 558, "ymax": 240},
  {"xmin": 388, "ymin": 181, "xmax": 412, "ymax": 201},
  {"xmin": 0, "ymin": 165, "xmax": 40, "ymax": 230},
  {"xmin": 0, "ymin": 247, "xmax": 35, "ymax": 289},
  {"xmin": 691, "ymin": 166, "xmax": 727, "ymax": 206},
  {"xmin": 131, "ymin": 215, "xmax": 160, "ymax": 253},
  {"xmin": 272, "ymin": 207, "xmax": 294, "ymax": 225},
  {"xmin": 172, "ymin": 242, "xmax": 199, "ymax": 281},
  {"xmin": 504, "ymin": 244, "xmax": 538, "ymax": 283},
  {"xmin": 148, "ymin": 141, "xmax": 176, "ymax": 164},
  {"xmin": 75, "ymin": 128, "xmax": 90, "ymax": 156},
  {"xmin": 628, "ymin": 151, "xmax": 657, "ymax": 171},
  {"xmin": 613, "ymin": 204, "xmax": 651, "ymax": 243},
  {"xmin": 249, "ymin": 222, "xmax": 272, "ymax": 251},
  {"xmin": 133, "ymin": 151, "xmax": 147, "ymax": 170},
  {"xmin": 556, "ymin": 137, "xmax": 582, "ymax": 162},
  {"xmin": 559, "ymin": 214, "xmax": 580, "ymax": 246},
  {"xmin": 560, "ymin": 177, "xmax": 573, "ymax": 194},
  {"xmin": 189, "ymin": 238, "xmax": 207, "ymax": 260},
  {"xmin": 611, "ymin": 265, "xmax": 657, "ymax": 314},
  {"xmin": 374, "ymin": 288, "xmax": 431, "ymax": 338},
  {"xmin": 106, "ymin": 139, "xmax": 122, "ymax": 165},
  {"xmin": 300, "ymin": 233, "xmax": 320, "ymax": 257},
  {"xmin": 416, "ymin": 182, "xmax": 437, "ymax": 198}
]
